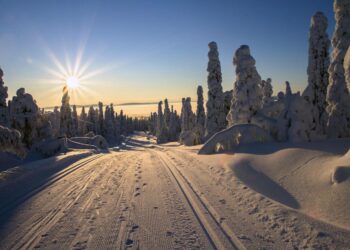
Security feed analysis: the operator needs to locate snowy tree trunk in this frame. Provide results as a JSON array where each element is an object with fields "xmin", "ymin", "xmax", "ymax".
[
  {"xmin": 205, "ymin": 41, "xmax": 226, "ymax": 138},
  {"xmin": 302, "ymin": 11, "xmax": 330, "ymax": 136},
  {"xmin": 227, "ymin": 45, "xmax": 263, "ymax": 126},
  {"xmin": 326, "ymin": 0, "xmax": 350, "ymax": 138}
]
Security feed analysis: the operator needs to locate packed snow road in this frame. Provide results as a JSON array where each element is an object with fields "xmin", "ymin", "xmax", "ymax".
[{"xmin": 0, "ymin": 135, "xmax": 242, "ymax": 250}]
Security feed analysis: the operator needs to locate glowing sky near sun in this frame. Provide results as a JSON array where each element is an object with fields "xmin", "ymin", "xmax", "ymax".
[{"xmin": 0, "ymin": 0, "xmax": 334, "ymax": 113}]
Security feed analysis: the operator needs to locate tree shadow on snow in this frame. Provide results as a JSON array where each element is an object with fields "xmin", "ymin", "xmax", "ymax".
[{"xmin": 233, "ymin": 162, "xmax": 300, "ymax": 209}]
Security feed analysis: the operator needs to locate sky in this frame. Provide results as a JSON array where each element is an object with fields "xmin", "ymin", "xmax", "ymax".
[{"xmin": 0, "ymin": 0, "xmax": 334, "ymax": 109}]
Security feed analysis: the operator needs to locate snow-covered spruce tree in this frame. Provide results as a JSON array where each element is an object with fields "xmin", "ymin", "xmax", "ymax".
[
  {"xmin": 119, "ymin": 110, "xmax": 126, "ymax": 135},
  {"xmin": 277, "ymin": 82, "xmax": 313, "ymax": 142},
  {"xmin": 163, "ymin": 98, "xmax": 171, "ymax": 129},
  {"xmin": 47, "ymin": 106, "xmax": 60, "ymax": 137},
  {"xmin": 104, "ymin": 105, "xmax": 115, "ymax": 143},
  {"xmin": 194, "ymin": 85, "xmax": 205, "ymax": 143},
  {"xmin": 72, "ymin": 105, "xmax": 78, "ymax": 137},
  {"xmin": 59, "ymin": 86, "xmax": 74, "ymax": 138},
  {"xmin": 10, "ymin": 88, "xmax": 39, "ymax": 147},
  {"xmin": 78, "ymin": 106, "xmax": 88, "ymax": 136},
  {"xmin": 0, "ymin": 68, "xmax": 9, "ymax": 126},
  {"xmin": 227, "ymin": 45, "xmax": 263, "ymax": 126},
  {"xmin": 302, "ymin": 11, "xmax": 330, "ymax": 135},
  {"xmin": 326, "ymin": 0, "xmax": 350, "ymax": 138},
  {"xmin": 110, "ymin": 104, "xmax": 119, "ymax": 141},
  {"xmin": 261, "ymin": 78, "xmax": 273, "ymax": 105},
  {"xmin": 156, "ymin": 101, "xmax": 168, "ymax": 143},
  {"xmin": 98, "ymin": 102, "xmax": 104, "ymax": 136},
  {"xmin": 87, "ymin": 106, "xmax": 96, "ymax": 134},
  {"xmin": 168, "ymin": 106, "xmax": 180, "ymax": 141},
  {"xmin": 179, "ymin": 97, "xmax": 197, "ymax": 145},
  {"xmin": 205, "ymin": 41, "xmax": 226, "ymax": 138}
]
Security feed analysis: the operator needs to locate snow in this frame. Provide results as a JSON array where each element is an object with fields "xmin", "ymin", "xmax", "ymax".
[
  {"xmin": 345, "ymin": 45, "xmax": 350, "ymax": 90},
  {"xmin": 1, "ymin": 133, "xmax": 350, "ymax": 249}
]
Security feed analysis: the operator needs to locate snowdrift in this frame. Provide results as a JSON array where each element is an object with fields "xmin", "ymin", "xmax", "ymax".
[
  {"xmin": 198, "ymin": 124, "xmax": 273, "ymax": 154},
  {"xmin": 227, "ymin": 139, "xmax": 350, "ymax": 230}
]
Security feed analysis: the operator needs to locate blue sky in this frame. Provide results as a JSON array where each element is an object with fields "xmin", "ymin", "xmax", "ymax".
[{"xmin": 0, "ymin": 0, "xmax": 334, "ymax": 107}]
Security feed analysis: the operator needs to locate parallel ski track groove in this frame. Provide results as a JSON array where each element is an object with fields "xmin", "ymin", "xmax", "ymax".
[
  {"xmin": 0, "ymin": 154, "xmax": 103, "ymax": 216},
  {"xmin": 153, "ymin": 149, "xmax": 245, "ymax": 250}
]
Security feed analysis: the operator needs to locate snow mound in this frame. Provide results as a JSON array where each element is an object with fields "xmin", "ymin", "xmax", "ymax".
[
  {"xmin": 35, "ymin": 138, "xmax": 67, "ymax": 157},
  {"xmin": 70, "ymin": 135, "xmax": 109, "ymax": 149},
  {"xmin": 198, "ymin": 124, "xmax": 273, "ymax": 154},
  {"xmin": 227, "ymin": 139, "xmax": 350, "ymax": 229}
]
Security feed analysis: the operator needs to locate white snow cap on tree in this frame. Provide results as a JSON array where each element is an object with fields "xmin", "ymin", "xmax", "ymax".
[
  {"xmin": 326, "ymin": 0, "xmax": 350, "ymax": 138},
  {"xmin": 205, "ymin": 41, "xmax": 226, "ymax": 138},
  {"xmin": 227, "ymin": 45, "xmax": 263, "ymax": 126},
  {"xmin": 303, "ymin": 11, "xmax": 330, "ymax": 134},
  {"xmin": 10, "ymin": 88, "xmax": 39, "ymax": 147}
]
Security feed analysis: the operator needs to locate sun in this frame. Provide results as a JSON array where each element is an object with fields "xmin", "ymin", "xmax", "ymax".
[{"xmin": 66, "ymin": 76, "xmax": 80, "ymax": 89}]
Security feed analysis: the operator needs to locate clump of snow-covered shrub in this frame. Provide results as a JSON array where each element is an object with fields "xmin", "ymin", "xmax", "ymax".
[
  {"xmin": 227, "ymin": 45, "xmax": 263, "ymax": 126},
  {"xmin": 205, "ymin": 41, "xmax": 226, "ymax": 138},
  {"xmin": 35, "ymin": 138, "xmax": 67, "ymax": 157},
  {"xmin": 326, "ymin": 0, "xmax": 350, "ymax": 138},
  {"xmin": 10, "ymin": 88, "xmax": 39, "ymax": 147},
  {"xmin": 0, "ymin": 125, "xmax": 26, "ymax": 158},
  {"xmin": 303, "ymin": 11, "xmax": 330, "ymax": 135}
]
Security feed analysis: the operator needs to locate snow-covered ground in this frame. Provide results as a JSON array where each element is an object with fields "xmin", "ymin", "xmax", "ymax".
[{"xmin": 0, "ymin": 132, "xmax": 349, "ymax": 249}]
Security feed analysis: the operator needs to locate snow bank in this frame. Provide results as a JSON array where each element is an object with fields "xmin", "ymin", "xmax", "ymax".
[
  {"xmin": 226, "ymin": 139, "xmax": 350, "ymax": 229},
  {"xmin": 69, "ymin": 135, "xmax": 109, "ymax": 149},
  {"xmin": 198, "ymin": 124, "xmax": 273, "ymax": 154}
]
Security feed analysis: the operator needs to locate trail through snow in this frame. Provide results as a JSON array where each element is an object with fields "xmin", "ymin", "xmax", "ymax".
[{"xmin": 0, "ymin": 133, "xmax": 349, "ymax": 249}]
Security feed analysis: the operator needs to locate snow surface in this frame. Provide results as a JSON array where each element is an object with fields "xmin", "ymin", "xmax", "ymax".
[{"xmin": 1, "ymin": 133, "xmax": 350, "ymax": 249}]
